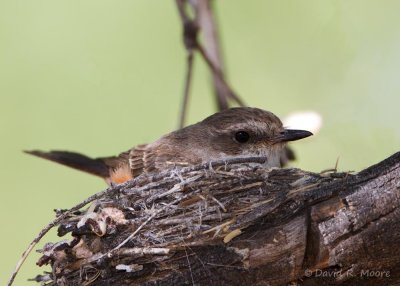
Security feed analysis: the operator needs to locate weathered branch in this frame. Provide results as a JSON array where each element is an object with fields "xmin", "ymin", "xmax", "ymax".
[
  {"xmin": 194, "ymin": 0, "xmax": 229, "ymax": 110},
  {"xmin": 26, "ymin": 152, "xmax": 400, "ymax": 285},
  {"xmin": 176, "ymin": 0, "xmax": 244, "ymax": 128}
]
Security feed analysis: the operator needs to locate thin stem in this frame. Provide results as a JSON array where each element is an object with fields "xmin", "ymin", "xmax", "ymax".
[{"xmin": 179, "ymin": 50, "xmax": 195, "ymax": 128}]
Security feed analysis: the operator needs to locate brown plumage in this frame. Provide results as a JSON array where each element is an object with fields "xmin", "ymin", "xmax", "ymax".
[{"xmin": 25, "ymin": 107, "xmax": 312, "ymax": 185}]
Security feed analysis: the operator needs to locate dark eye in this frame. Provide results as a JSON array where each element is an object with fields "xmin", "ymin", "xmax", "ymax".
[{"xmin": 234, "ymin": 131, "xmax": 250, "ymax": 143}]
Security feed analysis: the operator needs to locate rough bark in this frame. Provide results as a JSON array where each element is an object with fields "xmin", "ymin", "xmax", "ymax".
[{"xmin": 34, "ymin": 152, "xmax": 400, "ymax": 286}]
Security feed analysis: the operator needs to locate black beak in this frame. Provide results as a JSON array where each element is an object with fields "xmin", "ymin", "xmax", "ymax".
[{"xmin": 274, "ymin": 129, "xmax": 313, "ymax": 143}]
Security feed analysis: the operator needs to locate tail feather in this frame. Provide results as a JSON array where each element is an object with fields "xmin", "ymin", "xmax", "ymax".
[{"xmin": 24, "ymin": 150, "xmax": 110, "ymax": 179}]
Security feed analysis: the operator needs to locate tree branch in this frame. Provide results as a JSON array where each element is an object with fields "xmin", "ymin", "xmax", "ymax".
[
  {"xmin": 193, "ymin": 0, "xmax": 228, "ymax": 110},
  {"xmin": 176, "ymin": 0, "xmax": 244, "ymax": 128},
  {"xmin": 24, "ymin": 152, "xmax": 400, "ymax": 285}
]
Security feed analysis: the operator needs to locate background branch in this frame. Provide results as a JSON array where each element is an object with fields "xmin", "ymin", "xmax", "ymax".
[
  {"xmin": 193, "ymin": 0, "xmax": 228, "ymax": 110},
  {"xmin": 176, "ymin": 0, "xmax": 244, "ymax": 128}
]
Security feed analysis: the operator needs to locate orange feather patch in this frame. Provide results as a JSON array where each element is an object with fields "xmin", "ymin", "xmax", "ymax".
[{"xmin": 110, "ymin": 166, "xmax": 133, "ymax": 184}]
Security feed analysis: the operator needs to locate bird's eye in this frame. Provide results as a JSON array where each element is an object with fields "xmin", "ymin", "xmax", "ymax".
[{"xmin": 234, "ymin": 131, "xmax": 250, "ymax": 143}]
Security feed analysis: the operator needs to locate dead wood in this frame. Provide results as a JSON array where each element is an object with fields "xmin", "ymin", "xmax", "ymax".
[
  {"xmin": 176, "ymin": 0, "xmax": 245, "ymax": 128},
  {"xmin": 26, "ymin": 152, "xmax": 400, "ymax": 285}
]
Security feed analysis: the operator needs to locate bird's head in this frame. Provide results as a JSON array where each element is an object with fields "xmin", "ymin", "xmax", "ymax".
[{"xmin": 189, "ymin": 107, "xmax": 313, "ymax": 167}]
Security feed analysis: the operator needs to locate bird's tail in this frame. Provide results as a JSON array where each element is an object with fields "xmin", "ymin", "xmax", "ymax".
[{"xmin": 24, "ymin": 150, "xmax": 110, "ymax": 179}]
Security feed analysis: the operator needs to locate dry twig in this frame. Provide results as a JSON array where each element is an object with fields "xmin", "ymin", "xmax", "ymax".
[{"xmin": 176, "ymin": 0, "xmax": 245, "ymax": 128}]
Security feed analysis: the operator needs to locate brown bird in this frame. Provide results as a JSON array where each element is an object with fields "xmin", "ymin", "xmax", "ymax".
[{"xmin": 25, "ymin": 107, "xmax": 312, "ymax": 185}]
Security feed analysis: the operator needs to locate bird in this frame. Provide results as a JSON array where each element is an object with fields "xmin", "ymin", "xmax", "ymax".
[{"xmin": 25, "ymin": 107, "xmax": 312, "ymax": 185}]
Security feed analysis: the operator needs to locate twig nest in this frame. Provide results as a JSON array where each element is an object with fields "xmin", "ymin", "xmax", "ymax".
[{"xmin": 34, "ymin": 157, "xmax": 333, "ymax": 285}]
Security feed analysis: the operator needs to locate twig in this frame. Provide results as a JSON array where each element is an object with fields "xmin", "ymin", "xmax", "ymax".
[
  {"xmin": 197, "ymin": 45, "xmax": 245, "ymax": 106},
  {"xmin": 6, "ymin": 182, "xmax": 128, "ymax": 286},
  {"xmin": 102, "ymin": 195, "xmax": 189, "ymax": 259},
  {"xmin": 193, "ymin": 0, "xmax": 228, "ymax": 110},
  {"xmin": 179, "ymin": 51, "xmax": 195, "ymax": 128},
  {"xmin": 175, "ymin": 0, "xmax": 245, "ymax": 129},
  {"xmin": 115, "ymin": 247, "xmax": 170, "ymax": 256},
  {"xmin": 184, "ymin": 244, "xmax": 196, "ymax": 285},
  {"xmin": 176, "ymin": 0, "xmax": 198, "ymax": 128},
  {"xmin": 178, "ymin": 155, "xmax": 268, "ymax": 174}
]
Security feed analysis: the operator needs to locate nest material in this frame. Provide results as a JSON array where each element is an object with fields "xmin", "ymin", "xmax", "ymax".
[{"xmin": 34, "ymin": 157, "xmax": 338, "ymax": 285}]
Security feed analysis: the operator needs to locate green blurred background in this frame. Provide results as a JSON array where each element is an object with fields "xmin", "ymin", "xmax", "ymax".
[{"xmin": 1, "ymin": 1, "xmax": 399, "ymax": 284}]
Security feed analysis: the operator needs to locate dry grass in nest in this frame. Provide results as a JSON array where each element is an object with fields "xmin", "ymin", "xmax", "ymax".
[{"xmin": 23, "ymin": 157, "xmax": 344, "ymax": 285}]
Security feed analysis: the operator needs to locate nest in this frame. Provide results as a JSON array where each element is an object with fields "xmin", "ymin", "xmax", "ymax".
[{"xmin": 32, "ymin": 157, "xmax": 333, "ymax": 285}]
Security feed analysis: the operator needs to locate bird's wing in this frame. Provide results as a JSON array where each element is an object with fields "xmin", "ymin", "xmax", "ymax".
[
  {"xmin": 128, "ymin": 144, "xmax": 149, "ymax": 177},
  {"xmin": 100, "ymin": 150, "xmax": 130, "ymax": 171},
  {"xmin": 129, "ymin": 142, "xmax": 201, "ymax": 177}
]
